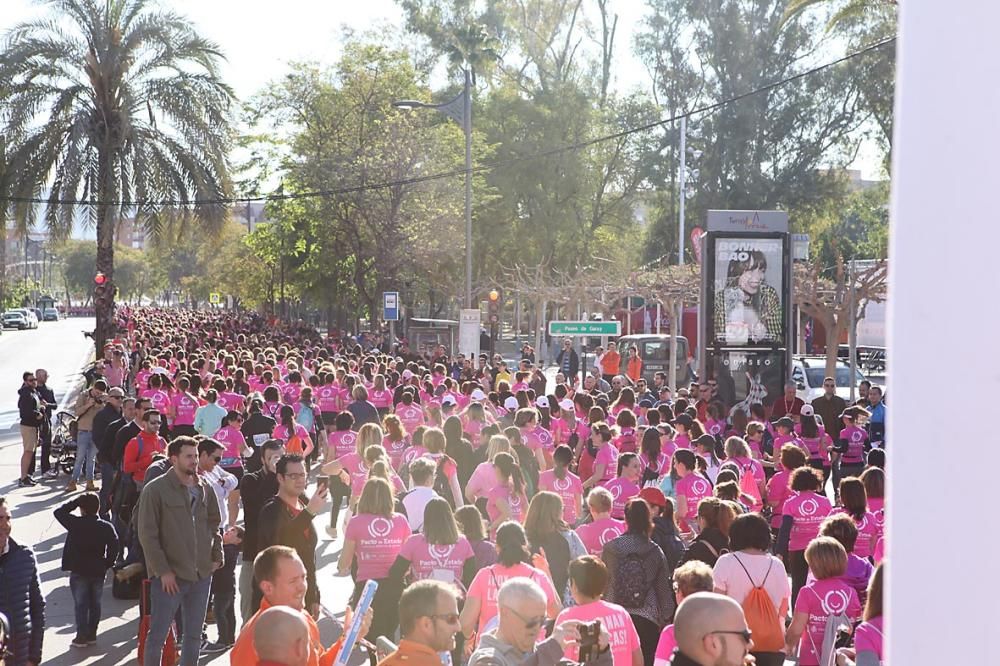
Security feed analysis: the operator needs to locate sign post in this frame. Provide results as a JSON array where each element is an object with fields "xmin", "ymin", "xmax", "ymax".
[
  {"xmin": 209, "ymin": 292, "xmax": 221, "ymax": 305},
  {"xmin": 383, "ymin": 291, "xmax": 399, "ymax": 352},
  {"xmin": 548, "ymin": 321, "xmax": 621, "ymax": 388},
  {"xmin": 459, "ymin": 309, "xmax": 481, "ymax": 360}
]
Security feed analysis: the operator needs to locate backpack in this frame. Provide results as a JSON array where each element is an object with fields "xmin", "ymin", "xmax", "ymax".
[
  {"xmin": 296, "ymin": 404, "xmax": 316, "ymax": 432},
  {"xmin": 640, "ymin": 463, "xmax": 661, "ymax": 488},
  {"xmin": 285, "ymin": 433, "xmax": 304, "ymax": 455},
  {"xmin": 734, "ymin": 555, "xmax": 784, "ymax": 652},
  {"xmin": 807, "ymin": 588, "xmax": 852, "ymax": 666},
  {"xmin": 616, "ymin": 550, "xmax": 651, "ymax": 609},
  {"xmin": 432, "ymin": 455, "xmax": 458, "ymax": 508},
  {"xmin": 737, "ymin": 461, "xmax": 764, "ymax": 512}
]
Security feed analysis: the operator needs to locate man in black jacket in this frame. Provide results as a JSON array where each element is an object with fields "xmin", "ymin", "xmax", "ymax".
[
  {"xmin": 53, "ymin": 493, "xmax": 120, "ymax": 647},
  {"xmin": 26, "ymin": 369, "xmax": 56, "ymax": 478},
  {"xmin": 0, "ymin": 496, "xmax": 45, "ymax": 666},
  {"xmin": 254, "ymin": 455, "xmax": 327, "ymax": 618},
  {"xmin": 237, "ymin": 439, "xmax": 284, "ymax": 622},
  {"xmin": 91, "ymin": 388, "xmax": 125, "ymax": 515},
  {"xmin": 241, "ymin": 399, "xmax": 276, "ymax": 473},
  {"xmin": 17, "ymin": 371, "xmax": 44, "ymax": 487}
]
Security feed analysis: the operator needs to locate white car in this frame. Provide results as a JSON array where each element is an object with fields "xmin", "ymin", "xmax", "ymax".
[
  {"xmin": 16, "ymin": 308, "xmax": 39, "ymax": 329},
  {"xmin": 2, "ymin": 310, "xmax": 29, "ymax": 329},
  {"xmin": 791, "ymin": 356, "xmax": 867, "ymax": 403}
]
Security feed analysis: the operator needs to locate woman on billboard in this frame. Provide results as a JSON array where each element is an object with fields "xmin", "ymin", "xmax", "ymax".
[{"xmin": 714, "ymin": 249, "xmax": 782, "ymax": 345}]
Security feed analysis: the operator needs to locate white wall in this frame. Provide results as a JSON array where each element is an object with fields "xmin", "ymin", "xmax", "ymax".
[{"xmin": 888, "ymin": 2, "xmax": 1000, "ymax": 663}]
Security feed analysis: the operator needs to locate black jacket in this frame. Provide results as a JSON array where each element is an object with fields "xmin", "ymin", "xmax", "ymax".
[
  {"xmin": 35, "ymin": 383, "xmax": 55, "ymax": 418},
  {"xmin": 241, "ymin": 413, "xmax": 276, "ymax": 471},
  {"xmin": 53, "ymin": 500, "xmax": 120, "ymax": 578},
  {"xmin": 17, "ymin": 385, "xmax": 42, "ymax": 428},
  {"xmin": 256, "ymin": 497, "xmax": 319, "ymax": 607},
  {"xmin": 556, "ymin": 349, "xmax": 580, "ymax": 379},
  {"xmin": 680, "ymin": 527, "xmax": 730, "ymax": 568},
  {"xmin": 112, "ymin": 421, "xmax": 141, "ymax": 468},
  {"xmin": 238, "ymin": 469, "xmax": 279, "ymax": 562},
  {"xmin": 92, "ymin": 405, "xmax": 122, "ymax": 465},
  {"xmin": 0, "ymin": 538, "xmax": 44, "ymax": 666},
  {"xmin": 651, "ymin": 515, "xmax": 686, "ymax": 572}
]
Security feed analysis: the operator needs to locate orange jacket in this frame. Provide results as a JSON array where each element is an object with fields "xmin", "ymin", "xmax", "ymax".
[
  {"xmin": 230, "ymin": 598, "xmax": 343, "ymax": 666},
  {"xmin": 600, "ymin": 350, "xmax": 621, "ymax": 375},
  {"xmin": 378, "ymin": 640, "xmax": 444, "ymax": 666},
  {"xmin": 626, "ymin": 357, "xmax": 643, "ymax": 382}
]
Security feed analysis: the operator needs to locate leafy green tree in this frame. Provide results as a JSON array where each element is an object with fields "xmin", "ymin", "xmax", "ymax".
[{"xmin": 0, "ymin": 0, "xmax": 234, "ymax": 349}]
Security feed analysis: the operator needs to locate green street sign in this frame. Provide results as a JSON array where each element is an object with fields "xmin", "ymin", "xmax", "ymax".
[{"xmin": 548, "ymin": 320, "xmax": 621, "ymax": 336}]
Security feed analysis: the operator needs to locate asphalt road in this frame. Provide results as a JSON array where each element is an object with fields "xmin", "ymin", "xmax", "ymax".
[
  {"xmin": 0, "ymin": 321, "xmax": 359, "ymax": 664},
  {"xmin": 0, "ymin": 316, "xmax": 95, "ymax": 432}
]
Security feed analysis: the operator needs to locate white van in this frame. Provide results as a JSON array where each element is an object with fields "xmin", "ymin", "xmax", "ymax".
[{"xmin": 791, "ymin": 356, "xmax": 867, "ymax": 403}]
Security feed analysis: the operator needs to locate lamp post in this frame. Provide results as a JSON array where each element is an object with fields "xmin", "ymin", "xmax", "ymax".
[{"xmin": 393, "ymin": 68, "xmax": 473, "ymax": 309}]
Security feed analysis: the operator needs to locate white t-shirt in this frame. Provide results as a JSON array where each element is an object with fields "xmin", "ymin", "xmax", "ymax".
[
  {"xmin": 402, "ymin": 486, "xmax": 440, "ymax": 533},
  {"xmin": 713, "ymin": 551, "xmax": 790, "ymax": 612}
]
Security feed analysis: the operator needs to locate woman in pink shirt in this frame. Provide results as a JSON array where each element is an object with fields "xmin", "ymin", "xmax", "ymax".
[
  {"xmin": 558, "ymin": 555, "xmax": 643, "ymax": 666},
  {"xmin": 465, "ymin": 434, "xmax": 512, "ymax": 505},
  {"xmin": 338, "ymin": 477, "xmax": 412, "ymax": 640},
  {"xmin": 537, "ymin": 445, "xmax": 584, "ymax": 525},
  {"xmin": 672, "ymin": 449, "xmax": 713, "ymax": 533},
  {"xmin": 381, "ymin": 414, "xmax": 410, "ymax": 471},
  {"xmin": 324, "ymin": 411, "xmax": 357, "ymax": 537},
  {"xmin": 777, "ymin": 467, "xmax": 833, "ymax": 607},
  {"xmin": 485, "ymin": 452, "xmax": 529, "ymax": 536},
  {"xmin": 574, "ymin": 487, "xmax": 626, "ymax": 556},
  {"xmin": 767, "ymin": 444, "xmax": 807, "ymax": 530},
  {"xmin": 390, "ymin": 498, "xmax": 476, "ymax": 590},
  {"xmin": 582, "ymin": 422, "xmax": 618, "ymax": 492},
  {"xmin": 603, "ymin": 453, "xmax": 642, "ymax": 520},
  {"xmin": 369, "ymin": 374, "xmax": 393, "ymax": 414},
  {"xmin": 169, "ymin": 376, "xmax": 199, "ymax": 438},
  {"xmin": 785, "ymin": 538, "xmax": 862, "ymax": 666},
  {"xmin": 836, "ymin": 478, "xmax": 881, "ymax": 560},
  {"xmin": 515, "ymin": 408, "xmax": 550, "ymax": 472},
  {"xmin": 851, "ymin": 562, "xmax": 884, "ymax": 664},
  {"xmin": 861, "ymin": 466, "xmax": 885, "ymax": 515}
]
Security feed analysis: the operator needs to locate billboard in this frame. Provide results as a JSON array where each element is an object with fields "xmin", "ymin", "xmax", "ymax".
[
  {"xmin": 707, "ymin": 349, "xmax": 786, "ymax": 418},
  {"xmin": 709, "ymin": 234, "xmax": 789, "ymax": 348}
]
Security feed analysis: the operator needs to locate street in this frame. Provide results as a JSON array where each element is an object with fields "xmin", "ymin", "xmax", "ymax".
[{"xmin": 0, "ymin": 324, "xmax": 358, "ymax": 665}]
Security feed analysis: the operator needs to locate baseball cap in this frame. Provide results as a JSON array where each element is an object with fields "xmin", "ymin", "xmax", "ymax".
[
  {"xmin": 672, "ymin": 414, "xmax": 693, "ymax": 427},
  {"xmin": 535, "ymin": 396, "xmax": 549, "ymax": 409},
  {"xmin": 401, "ymin": 369, "xmax": 414, "ymax": 380},
  {"xmin": 559, "ymin": 399, "xmax": 575, "ymax": 411},
  {"xmin": 503, "ymin": 396, "xmax": 519, "ymax": 411},
  {"xmin": 471, "ymin": 389, "xmax": 487, "ymax": 401},
  {"xmin": 799, "ymin": 404, "xmax": 814, "ymax": 417},
  {"xmin": 442, "ymin": 395, "xmax": 457, "ymax": 406},
  {"xmin": 107, "ymin": 387, "xmax": 125, "ymax": 398},
  {"xmin": 775, "ymin": 416, "xmax": 795, "ymax": 429},
  {"xmin": 638, "ymin": 399, "xmax": 654, "ymax": 408},
  {"xmin": 638, "ymin": 487, "xmax": 667, "ymax": 508}
]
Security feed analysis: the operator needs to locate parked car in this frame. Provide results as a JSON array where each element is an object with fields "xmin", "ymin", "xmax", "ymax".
[
  {"xmin": 791, "ymin": 356, "xmax": 867, "ymax": 403},
  {"xmin": 615, "ymin": 334, "xmax": 691, "ymax": 386},
  {"xmin": 3, "ymin": 311, "xmax": 29, "ymax": 329},
  {"xmin": 42, "ymin": 308, "xmax": 59, "ymax": 321}
]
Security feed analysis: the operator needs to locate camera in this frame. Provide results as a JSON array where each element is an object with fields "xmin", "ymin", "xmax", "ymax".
[{"xmin": 578, "ymin": 620, "xmax": 601, "ymax": 663}]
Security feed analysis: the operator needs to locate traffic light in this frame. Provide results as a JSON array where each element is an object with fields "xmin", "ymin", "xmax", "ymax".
[
  {"xmin": 94, "ymin": 272, "xmax": 107, "ymax": 286},
  {"xmin": 487, "ymin": 289, "xmax": 501, "ymax": 324},
  {"xmin": 93, "ymin": 272, "xmax": 113, "ymax": 312}
]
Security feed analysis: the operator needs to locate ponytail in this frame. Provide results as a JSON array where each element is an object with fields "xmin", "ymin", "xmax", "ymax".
[
  {"xmin": 494, "ymin": 452, "xmax": 525, "ymax": 496},
  {"xmin": 553, "ymin": 445, "xmax": 573, "ymax": 481}
]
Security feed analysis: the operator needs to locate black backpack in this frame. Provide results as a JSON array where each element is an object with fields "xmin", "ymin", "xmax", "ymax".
[
  {"xmin": 432, "ymin": 455, "xmax": 458, "ymax": 508},
  {"xmin": 616, "ymin": 550, "xmax": 651, "ymax": 609}
]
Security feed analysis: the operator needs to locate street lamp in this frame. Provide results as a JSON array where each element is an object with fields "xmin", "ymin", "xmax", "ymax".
[{"xmin": 393, "ymin": 68, "xmax": 473, "ymax": 309}]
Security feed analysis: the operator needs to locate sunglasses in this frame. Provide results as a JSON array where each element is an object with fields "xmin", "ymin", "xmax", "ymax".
[
  {"xmin": 710, "ymin": 629, "xmax": 752, "ymax": 644},
  {"xmin": 506, "ymin": 606, "xmax": 547, "ymax": 631}
]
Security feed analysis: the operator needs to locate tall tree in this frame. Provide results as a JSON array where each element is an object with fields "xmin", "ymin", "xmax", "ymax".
[{"xmin": 0, "ymin": 0, "xmax": 234, "ymax": 349}]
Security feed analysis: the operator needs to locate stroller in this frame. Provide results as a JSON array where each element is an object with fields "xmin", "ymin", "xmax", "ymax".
[{"xmin": 48, "ymin": 410, "xmax": 77, "ymax": 476}]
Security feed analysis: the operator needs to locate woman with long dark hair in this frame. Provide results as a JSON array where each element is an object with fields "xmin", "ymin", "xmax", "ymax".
[
  {"xmin": 524, "ymin": 491, "xmax": 587, "ymax": 605},
  {"xmin": 485, "ymin": 452, "xmax": 528, "ymax": 535},
  {"xmin": 537, "ymin": 444, "xmax": 584, "ymax": 525},
  {"xmin": 272, "ymin": 404, "xmax": 314, "ymax": 458}
]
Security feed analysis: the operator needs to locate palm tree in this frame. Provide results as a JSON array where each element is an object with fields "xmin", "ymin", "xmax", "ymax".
[
  {"xmin": 0, "ymin": 0, "xmax": 234, "ymax": 350},
  {"xmin": 783, "ymin": 0, "xmax": 898, "ymax": 31}
]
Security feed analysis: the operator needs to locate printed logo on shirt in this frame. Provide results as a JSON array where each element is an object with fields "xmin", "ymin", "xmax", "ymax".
[
  {"xmin": 800, "ymin": 498, "xmax": 820, "ymax": 516},
  {"xmin": 850, "ymin": 430, "xmax": 865, "ymax": 443},
  {"xmin": 608, "ymin": 483, "xmax": 622, "ymax": 500},
  {"xmin": 368, "ymin": 516, "xmax": 393, "ymax": 539},
  {"xmin": 821, "ymin": 589, "xmax": 851, "ymax": 615},
  {"xmin": 510, "ymin": 495, "xmax": 523, "ymax": 512},
  {"xmin": 599, "ymin": 527, "xmax": 620, "ymax": 547},
  {"xmin": 343, "ymin": 433, "xmax": 356, "ymax": 445},
  {"xmin": 554, "ymin": 477, "xmax": 572, "ymax": 492},
  {"xmin": 691, "ymin": 478, "xmax": 710, "ymax": 495},
  {"xmin": 429, "ymin": 544, "xmax": 455, "ymax": 565}
]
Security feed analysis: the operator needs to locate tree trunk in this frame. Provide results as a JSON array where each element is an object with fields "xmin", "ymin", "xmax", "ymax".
[
  {"xmin": 94, "ymin": 155, "xmax": 116, "ymax": 353},
  {"xmin": 824, "ymin": 314, "xmax": 842, "ymax": 378}
]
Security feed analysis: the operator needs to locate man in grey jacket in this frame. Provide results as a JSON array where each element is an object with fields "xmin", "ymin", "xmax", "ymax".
[
  {"xmin": 137, "ymin": 436, "xmax": 223, "ymax": 666},
  {"xmin": 468, "ymin": 579, "xmax": 611, "ymax": 666}
]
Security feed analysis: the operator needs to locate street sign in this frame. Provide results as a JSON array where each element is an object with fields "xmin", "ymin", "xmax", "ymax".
[
  {"xmin": 548, "ymin": 320, "xmax": 621, "ymax": 336},
  {"xmin": 383, "ymin": 291, "xmax": 399, "ymax": 321},
  {"xmin": 792, "ymin": 233, "xmax": 810, "ymax": 261},
  {"xmin": 459, "ymin": 309, "xmax": 481, "ymax": 359},
  {"xmin": 209, "ymin": 292, "xmax": 221, "ymax": 304},
  {"xmin": 707, "ymin": 210, "xmax": 789, "ymax": 233}
]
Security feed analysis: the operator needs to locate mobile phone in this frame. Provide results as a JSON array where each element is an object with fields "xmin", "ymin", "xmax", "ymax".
[
  {"xmin": 578, "ymin": 620, "xmax": 601, "ymax": 663},
  {"xmin": 316, "ymin": 475, "xmax": 329, "ymax": 492}
]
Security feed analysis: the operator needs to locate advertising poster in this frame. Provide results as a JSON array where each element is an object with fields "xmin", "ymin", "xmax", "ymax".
[
  {"xmin": 707, "ymin": 349, "xmax": 785, "ymax": 419},
  {"xmin": 710, "ymin": 235, "xmax": 787, "ymax": 347}
]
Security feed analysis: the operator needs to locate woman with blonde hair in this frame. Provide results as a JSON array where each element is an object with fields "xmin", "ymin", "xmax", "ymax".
[
  {"xmin": 338, "ymin": 477, "xmax": 411, "ymax": 640},
  {"xmin": 321, "ymin": 422, "xmax": 384, "ymax": 530},
  {"xmin": 465, "ymin": 434, "xmax": 512, "ymax": 504},
  {"xmin": 418, "ymin": 426, "xmax": 464, "ymax": 508},
  {"xmin": 523, "ymin": 491, "xmax": 586, "ymax": 604},
  {"xmin": 381, "ymin": 413, "xmax": 410, "ymax": 470}
]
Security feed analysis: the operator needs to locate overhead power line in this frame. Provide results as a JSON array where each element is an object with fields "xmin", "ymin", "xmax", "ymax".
[{"xmin": 1, "ymin": 36, "xmax": 895, "ymax": 208}]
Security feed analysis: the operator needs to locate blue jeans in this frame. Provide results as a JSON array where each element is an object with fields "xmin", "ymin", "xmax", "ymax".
[
  {"xmin": 72, "ymin": 430, "xmax": 96, "ymax": 482},
  {"xmin": 69, "ymin": 572, "xmax": 104, "ymax": 639},
  {"xmin": 144, "ymin": 575, "xmax": 212, "ymax": 666}
]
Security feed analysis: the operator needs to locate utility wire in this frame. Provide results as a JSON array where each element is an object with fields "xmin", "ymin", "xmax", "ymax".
[{"xmin": 1, "ymin": 36, "xmax": 895, "ymax": 208}]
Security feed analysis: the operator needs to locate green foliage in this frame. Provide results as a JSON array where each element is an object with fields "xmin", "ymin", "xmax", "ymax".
[{"xmin": 1, "ymin": 278, "xmax": 39, "ymax": 310}]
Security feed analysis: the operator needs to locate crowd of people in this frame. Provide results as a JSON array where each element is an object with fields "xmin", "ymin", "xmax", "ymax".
[{"xmin": 0, "ymin": 305, "xmax": 888, "ymax": 666}]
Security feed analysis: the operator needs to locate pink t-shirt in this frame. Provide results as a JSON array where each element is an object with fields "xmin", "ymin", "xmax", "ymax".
[
  {"xmin": 328, "ymin": 430, "xmax": 358, "ymax": 459},
  {"xmin": 613, "ymin": 428, "xmax": 638, "ymax": 453},
  {"xmin": 728, "ymin": 456, "xmax": 765, "ymax": 483},
  {"xmin": 401, "ymin": 446, "xmax": 428, "ymax": 469},
  {"xmin": 171, "ymin": 393, "xmax": 198, "ymax": 426},
  {"xmin": 602, "ymin": 477, "xmax": 641, "ymax": 520},
  {"xmin": 485, "ymin": 484, "xmax": 528, "ymax": 532},
  {"xmin": 783, "ymin": 492, "xmax": 833, "ymax": 552},
  {"xmin": 800, "ymin": 435, "xmax": 832, "ymax": 466},
  {"xmin": 383, "ymin": 436, "xmax": 411, "ymax": 470},
  {"xmin": 653, "ymin": 625, "xmax": 676, "ymax": 666},
  {"xmin": 575, "ymin": 517, "xmax": 625, "ymax": 555},
  {"xmin": 345, "ymin": 512, "xmax": 411, "ymax": 581},
  {"xmin": 337, "ymin": 453, "xmax": 368, "ymax": 496},
  {"xmin": 370, "ymin": 389, "xmax": 393, "ymax": 409},
  {"xmin": 674, "ymin": 433, "xmax": 691, "ymax": 449},
  {"xmin": 521, "ymin": 426, "xmax": 554, "ymax": 454},
  {"xmin": 316, "ymin": 386, "xmax": 339, "ymax": 413},
  {"xmin": 466, "ymin": 563, "xmax": 558, "ymax": 637},
  {"xmin": 556, "ymin": 600, "xmax": 640, "ymax": 666},
  {"xmin": 873, "ymin": 537, "xmax": 884, "ymax": 564},
  {"xmin": 594, "ymin": 444, "xmax": 619, "ymax": 485},
  {"xmin": 272, "ymin": 423, "xmax": 310, "ymax": 452},
  {"xmin": 143, "ymin": 389, "xmax": 171, "ymax": 415},
  {"xmin": 214, "ymin": 425, "xmax": 247, "ymax": 467},
  {"xmin": 704, "ymin": 419, "xmax": 726, "ymax": 437},
  {"xmin": 766, "ymin": 469, "xmax": 792, "ymax": 528},
  {"xmin": 538, "ymin": 470, "xmax": 584, "ymax": 524},
  {"xmin": 218, "ymin": 392, "xmax": 245, "ymax": 413},
  {"xmin": 396, "ymin": 404, "xmax": 425, "ymax": 433},
  {"xmin": 832, "ymin": 508, "xmax": 881, "ymax": 559},
  {"xmin": 675, "ymin": 473, "xmax": 713, "ymax": 520},
  {"xmin": 398, "ymin": 534, "xmax": 475, "ymax": 587},
  {"xmin": 466, "ymin": 461, "xmax": 497, "ymax": 502},
  {"xmin": 839, "ymin": 426, "xmax": 868, "ymax": 464},
  {"xmin": 868, "ymin": 497, "xmax": 884, "ymax": 513},
  {"xmin": 640, "ymin": 451, "xmax": 670, "ymax": 477},
  {"xmin": 853, "ymin": 616, "xmax": 883, "ymax": 660},
  {"xmin": 282, "ymin": 384, "xmax": 303, "ymax": 405},
  {"xmin": 794, "ymin": 579, "xmax": 862, "ymax": 666}
]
